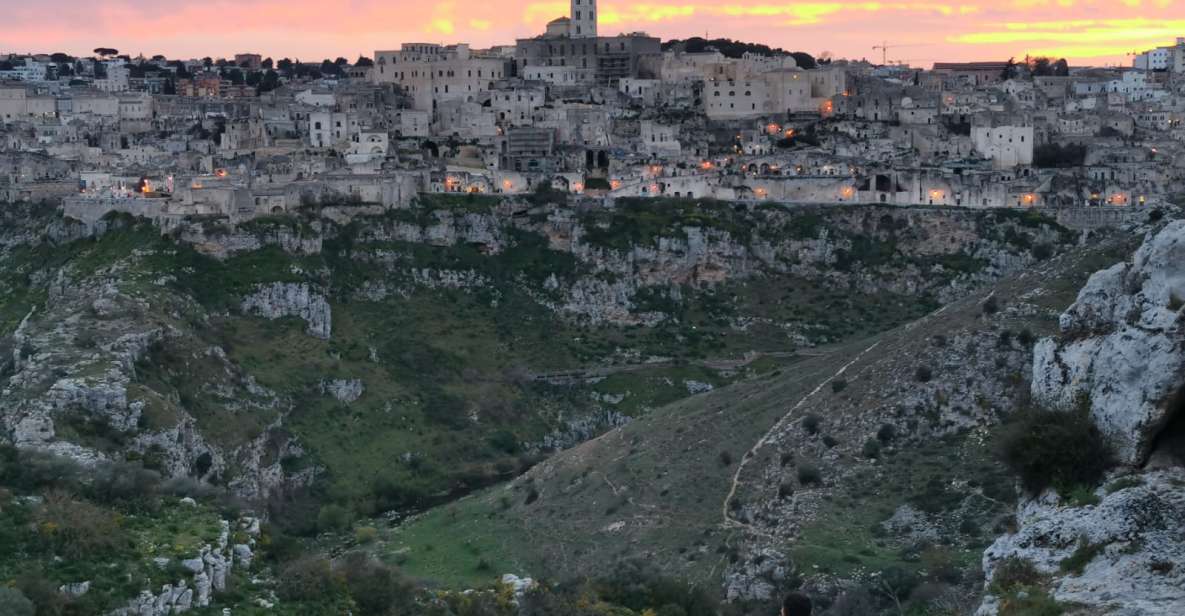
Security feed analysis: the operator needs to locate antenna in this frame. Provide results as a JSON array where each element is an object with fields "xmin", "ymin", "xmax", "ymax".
[{"xmin": 871, "ymin": 41, "xmax": 928, "ymax": 66}]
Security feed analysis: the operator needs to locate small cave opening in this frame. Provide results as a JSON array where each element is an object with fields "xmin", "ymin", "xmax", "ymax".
[{"xmin": 1148, "ymin": 385, "xmax": 1185, "ymax": 467}]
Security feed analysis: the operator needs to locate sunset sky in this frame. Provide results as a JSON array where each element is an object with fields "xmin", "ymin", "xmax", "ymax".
[{"xmin": 3, "ymin": 0, "xmax": 1183, "ymax": 67}]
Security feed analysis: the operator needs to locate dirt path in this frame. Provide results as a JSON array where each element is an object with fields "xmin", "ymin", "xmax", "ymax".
[
  {"xmin": 719, "ymin": 340, "xmax": 882, "ymax": 532},
  {"xmin": 719, "ymin": 302, "xmax": 955, "ymax": 531}
]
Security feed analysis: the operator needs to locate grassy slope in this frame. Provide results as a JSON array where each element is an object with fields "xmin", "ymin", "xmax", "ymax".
[{"xmin": 375, "ymin": 232, "xmax": 1138, "ymax": 590}]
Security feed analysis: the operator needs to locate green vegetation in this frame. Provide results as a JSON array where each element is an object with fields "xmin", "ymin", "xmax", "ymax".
[
  {"xmin": 0, "ymin": 445, "xmax": 226, "ymax": 614},
  {"xmin": 1060, "ymin": 538, "xmax": 1106, "ymax": 575},
  {"xmin": 791, "ymin": 433, "xmax": 1013, "ymax": 579},
  {"xmin": 997, "ymin": 406, "xmax": 1114, "ymax": 495}
]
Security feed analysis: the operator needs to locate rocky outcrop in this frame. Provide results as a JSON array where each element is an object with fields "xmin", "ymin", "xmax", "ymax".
[
  {"xmin": 321, "ymin": 378, "xmax": 364, "ymax": 403},
  {"xmin": 978, "ymin": 221, "xmax": 1185, "ymax": 615},
  {"xmin": 241, "ymin": 282, "xmax": 332, "ymax": 339},
  {"xmin": 1032, "ymin": 220, "xmax": 1185, "ymax": 464},
  {"xmin": 977, "ymin": 470, "xmax": 1185, "ymax": 615},
  {"xmin": 110, "ymin": 516, "xmax": 259, "ymax": 616}
]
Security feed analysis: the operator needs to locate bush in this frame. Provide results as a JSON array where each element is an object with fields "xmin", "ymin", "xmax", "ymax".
[
  {"xmin": 316, "ymin": 504, "xmax": 353, "ymax": 533},
  {"xmin": 802, "ymin": 414, "xmax": 822, "ymax": 435},
  {"xmin": 1059, "ymin": 538, "xmax": 1105, "ymax": 575},
  {"xmin": 797, "ymin": 464, "xmax": 822, "ymax": 486},
  {"xmin": 278, "ymin": 556, "xmax": 339, "ymax": 601},
  {"xmin": 355, "ymin": 526, "xmax": 379, "ymax": 544},
  {"xmin": 831, "ymin": 379, "xmax": 847, "ymax": 393},
  {"xmin": 717, "ymin": 451, "xmax": 733, "ymax": 467},
  {"xmin": 997, "ymin": 406, "xmax": 1114, "ymax": 494},
  {"xmin": 340, "ymin": 552, "xmax": 414, "ymax": 615},
  {"xmin": 876, "ymin": 423, "xmax": 896, "ymax": 443},
  {"xmin": 914, "ymin": 366, "xmax": 933, "ymax": 382},
  {"xmin": 990, "ymin": 557, "xmax": 1042, "ymax": 593},
  {"xmin": 35, "ymin": 490, "xmax": 127, "ymax": 558},
  {"xmin": 0, "ymin": 588, "xmax": 34, "ymax": 616},
  {"xmin": 982, "ymin": 295, "xmax": 1000, "ymax": 315},
  {"xmin": 862, "ymin": 439, "xmax": 881, "ymax": 459},
  {"xmin": 778, "ymin": 482, "xmax": 794, "ymax": 499}
]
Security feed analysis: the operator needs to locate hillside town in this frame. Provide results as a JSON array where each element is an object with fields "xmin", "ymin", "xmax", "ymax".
[{"xmin": 2, "ymin": 0, "xmax": 1184, "ymax": 230}]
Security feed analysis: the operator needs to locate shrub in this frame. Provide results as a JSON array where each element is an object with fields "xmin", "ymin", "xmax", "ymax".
[
  {"xmin": 778, "ymin": 482, "xmax": 794, "ymax": 499},
  {"xmin": 999, "ymin": 588, "xmax": 1064, "ymax": 616},
  {"xmin": 278, "ymin": 556, "xmax": 339, "ymax": 601},
  {"xmin": 862, "ymin": 439, "xmax": 881, "ymax": 459},
  {"xmin": 779, "ymin": 452, "xmax": 794, "ymax": 467},
  {"xmin": 717, "ymin": 451, "xmax": 734, "ymax": 467},
  {"xmin": 340, "ymin": 552, "xmax": 414, "ymax": 615},
  {"xmin": 990, "ymin": 557, "xmax": 1042, "ymax": 594},
  {"xmin": 354, "ymin": 526, "xmax": 379, "ymax": 544},
  {"xmin": 876, "ymin": 423, "xmax": 896, "ymax": 443},
  {"xmin": 997, "ymin": 406, "xmax": 1114, "ymax": 494},
  {"xmin": 1031, "ymin": 243, "xmax": 1054, "ymax": 260},
  {"xmin": 802, "ymin": 414, "xmax": 821, "ymax": 435},
  {"xmin": 316, "ymin": 504, "xmax": 353, "ymax": 533},
  {"xmin": 822, "ymin": 435, "xmax": 839, "ymax": 448},
  {"xmin": 797, "ymin": 464, "xmax": 822, "ymax": 486},
  {"xmin": 982, "ymin": 296, "xmax": 1000, "ymax": 315},
  {"xmin": 1059, "ymin": 538, "xmax": 1105, "ymax": 575},
  {"xmin": 831, "ymin": 379, "xmax": 847, "ymax": 393},
  {"xmin": 1017, "ymin": 329, "xmax": 1036, "ymax": 347},
  {"xmin": 35, "ymin": 490, "xmax": 126, "ymax": 558},
  {"xmin": 914, "ymin": 366, "xmax": 933, "ymax": 382},
  {"xmin": 0, "ymin": 588, "xmax": 34, "ymax": 616}
]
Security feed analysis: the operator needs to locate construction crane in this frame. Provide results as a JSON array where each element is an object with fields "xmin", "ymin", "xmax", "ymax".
[{"xmin": 872, "ymin": 41, "xmax": 927, "ymax": 66}]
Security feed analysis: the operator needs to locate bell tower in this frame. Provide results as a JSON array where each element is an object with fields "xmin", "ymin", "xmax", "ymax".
[{"xmin": 570, "ymin": 0, "xmax": 597, "ymax": 38}]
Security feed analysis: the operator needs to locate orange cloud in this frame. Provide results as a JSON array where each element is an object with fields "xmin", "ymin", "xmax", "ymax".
[{"xmin": 0, "ymin": 0, "xmax": 1178, "ymax": 66}]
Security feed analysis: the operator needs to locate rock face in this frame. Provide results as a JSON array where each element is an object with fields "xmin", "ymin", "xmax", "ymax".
[
  {"xmin": 978, "ymin": 470, "xmax": 1185, "ymax": 615},
  {"xmin": 241, "ymin": 282, "xmax": 332, "ymax": 339},
  {"xmin": 979, "ymin": 221, "xmax": 1185, "ymax": 616},
  {"xmin": 1032, "ymin": 220, "xmax": 1185, "ymax": 464}
]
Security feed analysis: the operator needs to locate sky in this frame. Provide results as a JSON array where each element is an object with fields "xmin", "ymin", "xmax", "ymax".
[{"xmin": 2, "ymin": 0, "xmax": 1183, "ymax": 67}]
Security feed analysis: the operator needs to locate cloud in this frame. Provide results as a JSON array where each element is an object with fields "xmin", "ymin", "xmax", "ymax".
[{"xmin": 0, "ymin": 0, "xmax": 1179, "ymax": 65}]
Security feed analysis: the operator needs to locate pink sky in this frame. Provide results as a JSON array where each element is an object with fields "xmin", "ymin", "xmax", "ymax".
[{"xmin": 3, "ymin": 0, "xmax": 1183, "ymax": 67}]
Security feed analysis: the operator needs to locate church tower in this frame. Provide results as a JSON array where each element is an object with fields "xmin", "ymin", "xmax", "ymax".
[{"xmin": 570, "ymin": 0, "xmax": 597, "ymax": 38}]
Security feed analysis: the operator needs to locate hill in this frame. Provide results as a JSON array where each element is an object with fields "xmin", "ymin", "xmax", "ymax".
[
  {"xmin": 362, "ymin": 223, "xmax": 1144, "ymax": 613},
  {"xmin": 0, "ymin": 196, "xmax": 1089, "ymax": 612}
]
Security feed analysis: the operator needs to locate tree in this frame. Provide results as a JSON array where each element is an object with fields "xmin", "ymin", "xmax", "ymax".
[
  {"xmin": 998, "ymin": 406, "xmax": 1113, "ymax": 494},
  {"xmin": 93, "ymin": 47, "xmax": 118, "ymax": 57},
  {"xmin": 50, "ymin": 52, "xmax": 73, "ymax": 63},
  {"xmin": 257, "ymin": 70, "xmax": 281, "ymax": 93},
  {"xmin": 262, "ymin": 57, "xmax": 274, "ymax": 69},
  {"xmin": 355, "ymin": 55, "xmax": 374, "ymax": 67},
  {"xmin": 0, "ymin": 588, "xmax": 33, "ymax": 616}
]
